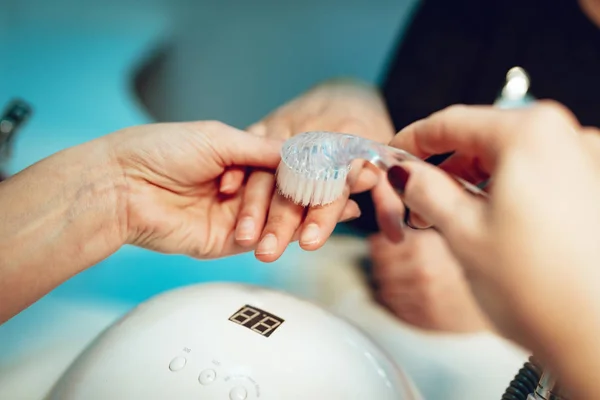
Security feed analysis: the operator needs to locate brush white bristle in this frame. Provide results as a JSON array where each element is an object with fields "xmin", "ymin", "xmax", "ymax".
[
  {"xmin": 276, "ymin": 161, "xmax": 348, "ymax": 206},
  {"xmin": 275, "ymin": 131, "xmax": 353, "ymax": 207}
]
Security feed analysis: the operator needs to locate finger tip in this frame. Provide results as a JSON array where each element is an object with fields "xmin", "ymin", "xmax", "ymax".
[
  {"xmin": 299, "ymin": 241, "xmax": 322, "ymax": 251},
  {"xmin": 220, "ymin": 178, "xmax": 242, "ymax": 194},
  {"xmin": 254, "ymin": 250, "xmax": 280, "ymax": 263},
  {"xmin": 220, "ymin": 186, "xmax": 237, "ymax": 195}
]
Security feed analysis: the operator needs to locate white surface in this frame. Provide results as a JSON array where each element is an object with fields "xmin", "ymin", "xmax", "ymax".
[
  {"xmin": 0, "ymin": 300, "xmax": 128, "ymax": 400},
  {"xmin": 0, "ymin": 237, "xmax": 529, "ymax": 400},
  {"xmin": 46, "ymin": 283, "xmax": 419, "ymax": 400}
]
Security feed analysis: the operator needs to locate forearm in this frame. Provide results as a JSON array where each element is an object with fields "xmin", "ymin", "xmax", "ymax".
[
  {"xmin": 0, "ymin": 137, "xmax": 126, "ymax": 323},
  {"xmin": 529, "ymin": 288, "xmax": 600, "ymax": 399},
  {"xmin": 489, "ymin": 270, "xmax": 600, "ymax": 399}
]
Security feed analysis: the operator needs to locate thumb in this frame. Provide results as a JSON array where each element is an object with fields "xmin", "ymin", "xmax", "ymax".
[
  {"xmin": 387, "ymin": 162, "xmax": 485, "ymax": 247},
  {"xmin": 225, "ymin": 130, "xmax": 283, "ymax": 169}
]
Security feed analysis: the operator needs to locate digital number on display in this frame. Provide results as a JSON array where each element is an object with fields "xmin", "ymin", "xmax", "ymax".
[{"xmin": 228, "ymin": 305, "xmax": 284, "ymax": 338}]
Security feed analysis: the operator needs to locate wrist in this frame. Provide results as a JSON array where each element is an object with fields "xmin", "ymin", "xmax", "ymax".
[
  {"xmin": 46, "ymin": 136, "xmax": 128, "ymax": 262},
  {"xmin": 90, "ymin": 135, "xmax": 129, "ymax": 252},
  {"xmin": 0, "ymin": 136, "xmax": 127, "ymax": 322}
]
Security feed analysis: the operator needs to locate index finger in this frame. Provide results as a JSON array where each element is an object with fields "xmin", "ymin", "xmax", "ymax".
[
  {"xmin": 388, "ymin": 102, "xmax": 579, "ymax": 174},
  {"xmin": 389, "ymin": 105, "xmax": 512, "ymax": 173}
]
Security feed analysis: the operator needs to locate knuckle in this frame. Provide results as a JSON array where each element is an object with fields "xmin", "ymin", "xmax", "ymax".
[
  {"xmin": 402, "ymin": 241, "xmax": 418, "ymax": 259},
  {"xmin": 265, "ymin": 211, "xmax": 297, "ymax": 230},
  {"xmin": 246, "ymin": 190, "xmax": 277, "ymax": 208},
  {"xmin": 201, "ymin": 120, "xmax": 230, "ymax": 133},
  {"xmin": 265, "ymin": 213, "xmax": 287, "ymax": 227},
  {"xmin": 250, "ymin": 169, "xmax": 275, "ymax": 183},
  {"xmin": 373, "ymin": 262, "xmax": 395, "ymax": 280},
  {"xmin": 405, "ymin": 166, "xmax": 434, "ymax": 203},
  {"xmin": 414, "ymin": 289, "xmax": 435, "ymax": 313},
  {"xmin": 239, "ymin": 204, "xmax": 262, "ymax": 220},
  {"xmin": 435, "ymin": 104, "xmax": 469, "ymax": 123},
  {"xmin": 523, "ymin": 101, "xmax": 578, "ymax": 132},
  {"xmin": 422, "ymin": 279, "xmax": 438, "ymax": 300},
  {"xmin": 443, "ymin": 103, "xmax": 469, "ymax": 115},
  {"xmin": 338, "ymin": 118, "xmax": 368, "ymax": 135},
  {"xmin": 189, "ymin": 242, "xmax": 210, "ymax": 259},
  {"xmin": 407, "ymin": 235, "xmax": 427, "ymax": 257},
  {"xmin": 245, "ymin": 183, "xmax": 273, "ymax": 201},
  {"xmin": 413, "ymin": 264, "xmax": 435, "ymax": 285},
  {"xmin": 533, "ymin": 100, "xmax": 573, "ymax": 120},
  {"xmin": 247, "ymin": 122, "xmax": 267, "ymax": 136},
  {"xmin": 421, "ymin": 307, "xmax": 437, "ymax": 326}
]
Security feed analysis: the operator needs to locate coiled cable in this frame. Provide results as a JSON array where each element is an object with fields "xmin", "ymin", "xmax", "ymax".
[{"xmin": 501, "ymin": 357, "xmax": 543, "ymax": 400}]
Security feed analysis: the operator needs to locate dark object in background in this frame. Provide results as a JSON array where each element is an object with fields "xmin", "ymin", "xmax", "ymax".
[
  {"xmin": 501, "ymin": 357, "xmax": 543, "ymax": 400},
  {"xmin": 346, "ymin": 0, "xmax": 600, "ymax": 236},
  {"xmin": 0, "ymin": 99, "xmax": 33, "ymax": 181}
]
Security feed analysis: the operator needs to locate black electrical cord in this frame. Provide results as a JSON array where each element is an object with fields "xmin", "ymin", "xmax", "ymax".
[{"xmin": 501, "ymin": 357, "xmax": 543, "ymax": 400}]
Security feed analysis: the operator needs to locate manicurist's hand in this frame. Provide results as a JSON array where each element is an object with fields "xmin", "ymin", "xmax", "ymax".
[
  {"xmin": 370, "ymin": 230, "xmax": 490, "ymax": 333},
  {"xmin": 386, "ymin": 102, "xmax": 600, "ymax": 399}
]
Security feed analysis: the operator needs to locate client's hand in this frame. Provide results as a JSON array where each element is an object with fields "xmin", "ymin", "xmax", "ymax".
[
  {"xmin": 386, "ymin": 102, "xmax": 600, "ymax": 399},
  {"xmin": 2, "ymin": 120, "xmax": 300, "ymax": 322},
  {"xmin": 221, "ymin": 79, "xmax": 404, "ymax": 262},
  {"xmin": 109, "ymin": 121, "xmax": 288, "ymax": 259},
  {"xmin": 370, "ymin": 230, "xmax": 490, "ymax": 333}
]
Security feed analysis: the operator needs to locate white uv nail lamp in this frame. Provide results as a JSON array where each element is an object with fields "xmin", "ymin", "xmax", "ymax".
[{"xmin": 45, "ymin": 283, "xmax": 421, "ymax": 400}]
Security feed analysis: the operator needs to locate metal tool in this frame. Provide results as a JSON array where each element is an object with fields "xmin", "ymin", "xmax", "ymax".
[{"xmin": 0, "ymin": 99, "xmax": 33, "ymax": 179}]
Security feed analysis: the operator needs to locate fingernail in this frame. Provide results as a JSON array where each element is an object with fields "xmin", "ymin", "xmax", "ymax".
[
  {"xmin": 404, "ymin": 208, "xmax": 428, "ymax": 230},
  {"xmin": 256, "ymin": 234, "xmax": 277, "ymax": 255},
  {"xmin": 220, "ymin": 184, "xmax": 233, "ymax": 193},
  {"xmin": 340, "ymin": 210, "xmax": 362, "ymax": 223},
  {"xmin": 235, "ymin": 217, "xmax": 255, "ymax": 241},
  {"xmin": 404, "ymin": 208, "xmax": 420, "ymax": 229},
  {"xmin": 387, "ymin": 165, "xmax": 410, "ymax": 194},
  {"xmin": 397, "ymin": 213, "xmax": 406, "ymax": 231},
  {"xmin": 407, "ymin": 211, "xmax": 431, "ymax": 230},
  {"xmin": 404, "ymin": 208, "xmax": 412, "ymax": 228},
  {"xmin": 300, "ymin": 223, "xmax": 320, "ymax": 245},
  {"xmin": 386, "ymin": 213, "xmax": 405, "ymax": 243}
]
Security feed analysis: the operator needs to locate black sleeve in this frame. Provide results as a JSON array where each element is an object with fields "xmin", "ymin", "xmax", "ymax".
[
  {"xmin": 345, "ymin": 0, "xmax": 497, "ymax": 236},
  {"xmin": 383, "ymin": 0, "xmax": 496, "ymax": 130}
]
